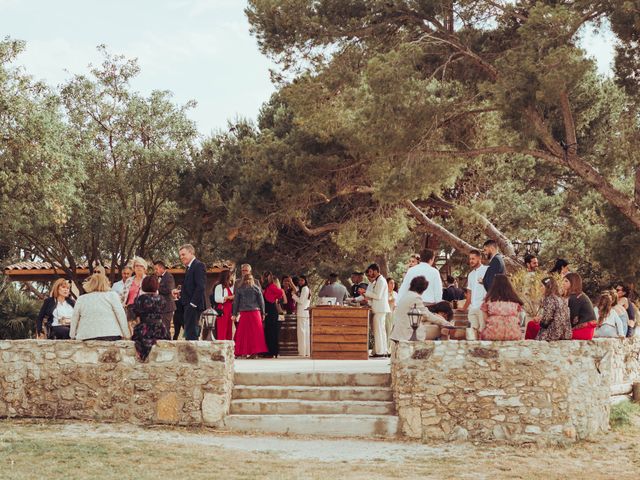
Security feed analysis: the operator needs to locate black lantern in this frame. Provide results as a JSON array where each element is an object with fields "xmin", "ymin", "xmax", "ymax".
[
  {"xmin": 408, "ymin": 304, "xmax": 421, "ymax": 341},
  {"xmin": 200, "ymin": 308, "xmax": 219, "ymax": 341},
  {"xmin": 531, "ymin": 237, "xmax": 542, "ymax": 254},
  {"xmin": 512, "ymin": 238, "xmax": 522, "ymax": 255}
]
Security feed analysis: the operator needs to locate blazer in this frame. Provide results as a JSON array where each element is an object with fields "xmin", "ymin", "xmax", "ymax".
[
  {"xmin": 158, "ymin": 271, "xmax": 176, "ymax": 313},
  {"xmin": 390, "ymin": 291, "xmax": 452, "ymax": 342},
  {"xmin": 70, "ymin": 291, "xmax": 129, "ymax": 340},
  {"xmin": 36, "ymin": 297, "xmax": 76, "ymax": 335},
  {"xmin": 181, "ymin": 258, "xmax": 207, "ymax": 311},
  {"xmin": 363, "ymin": 275, "xmax": 391, "ymax": 314},
  {"xmin": 483, "ymin": 254, "xmax": 505, "ymax": 292}
]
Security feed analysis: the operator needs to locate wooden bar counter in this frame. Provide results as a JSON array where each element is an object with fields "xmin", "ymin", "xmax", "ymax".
[{"xmin": 310, "ymin": 306, "xmax": 370, "ymax": 360}]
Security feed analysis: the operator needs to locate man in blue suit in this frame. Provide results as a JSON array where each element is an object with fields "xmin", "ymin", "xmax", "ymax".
[
  {"xmin": 177, "ymin": 244, "xmax": 206, "ymax": 340},
  {"xmin": 482, "ymin": 239, "xmax": 505, "ymax": 292}
]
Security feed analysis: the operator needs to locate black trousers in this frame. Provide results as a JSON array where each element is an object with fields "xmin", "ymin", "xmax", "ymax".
[
  {"xmin": 183, "ymin": 304, "xmax": 201, "ymax": 341},
  {"xmin": 173, "ymin": 303, "xmax": 184, "ymax": 340},
  {"xmin": 50, "ymin": 325, "xmax": 70, "ymax": 339},
  {"xmin": 264, "ymin": 302, "xmax": 280, "ymax": 357},
  {"xmin": 85, "ymin": 336, "xmax": 121, "ymax": 341},
  {"xmin": 161, "ymin": 312, "xmax": 174, "ymax": 340}
]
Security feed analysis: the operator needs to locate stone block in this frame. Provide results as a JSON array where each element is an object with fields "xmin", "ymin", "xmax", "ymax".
[
  {"xmin": 156, "ymin": 392, "xmax": 179, "ymax": 423},
  {"xmin": 399, "ymin": 406, "xmax": 421, "ymax": 438},
  {"xmin": 72, "ymin": 350, "xmax": 99, "ymax": 364},
  {"xmin": 202, "ymin": 393, "xmax": 225, "ymax": 424}
]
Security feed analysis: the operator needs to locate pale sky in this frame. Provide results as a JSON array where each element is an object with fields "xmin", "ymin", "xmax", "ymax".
[{"xmin": 2, "ymin": 0, "xmax": 615, "ymax": 138}]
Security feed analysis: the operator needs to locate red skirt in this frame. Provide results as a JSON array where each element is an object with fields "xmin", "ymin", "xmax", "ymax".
[
  {"xmin": 572, "ymin": 321, "xmax": 597, "ymax": 340},
  {"xmin": 216, "ymin": 299, "xmax": 234, "ymax": 341},
  {"xmin": 234, "ymin": 310, "xmax": 267, "ymax": 356}
]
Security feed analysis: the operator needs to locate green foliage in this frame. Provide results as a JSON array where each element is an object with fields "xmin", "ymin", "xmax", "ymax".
[
  {"xmin": 610, "ymin": 400, "xmax": 640, "ymax": 430},
  {"xmin": 0, "ymin": 278, "xmax": 39, "ymax": 339}
]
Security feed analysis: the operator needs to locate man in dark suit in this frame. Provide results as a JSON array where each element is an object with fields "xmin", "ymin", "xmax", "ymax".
[
  {"xmin": 482, "ymin": 239, "xmax": 505, "ymax": 292},
  {"xmin": 154, "ymin": 259, "xmax": 176, "ymax": 339},
  {"xmin": 176, "ymin": 244, "xmax": 206, "ymax": 340}
]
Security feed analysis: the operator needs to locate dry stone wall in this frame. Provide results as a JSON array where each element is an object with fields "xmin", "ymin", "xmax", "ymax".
[
  {"xmin": 392, "ymin": 338, "xmax": 640, "ymax": 444},
  {"xmin": 0, "ymin": 340, "xmax": 234, "ymax": 426}
]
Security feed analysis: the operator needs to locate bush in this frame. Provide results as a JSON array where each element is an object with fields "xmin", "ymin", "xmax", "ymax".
[
  {"xmin": 610, "ymin": 401, "xmax": 640, "ymax": 429},
  {"xmin": 0, "ymin": 278, "xmax": 39, "ymax": 339}
]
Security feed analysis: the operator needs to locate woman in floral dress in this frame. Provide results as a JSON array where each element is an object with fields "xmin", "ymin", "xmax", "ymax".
[
  {"xmin": 480, "ymin": 274, "xmax": 524, "ymax": 341},
  {"xmin": 536, "ymin": 277, "xmax": 572, "ymax": 341},
  {"xmin": 132, "ymin": 276, "xmax": 167, "ymax": 361}
]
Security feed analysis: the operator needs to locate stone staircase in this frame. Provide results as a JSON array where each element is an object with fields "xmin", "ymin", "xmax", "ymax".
[{"xmin": 224, "ymin": 371, "xmax": 399, "ymax": 437}]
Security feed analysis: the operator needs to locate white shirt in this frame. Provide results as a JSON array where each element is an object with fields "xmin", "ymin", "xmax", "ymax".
[
  {"xmin": 397, "ymin": 263, "xmax": 443, "ymax": 304},
  {"xmin": 52, "ymin": 301, "xmax": 74, "ymax": 326},
  {"xmin": 111, "ymin": 280, "xmax": 125, "ymax": 296},
  {"xmin": 292, "ymin": 285, "xmax": 311, "ymax": 317},
  {"xmin": 467, "ymin": 265, "xmax": 488, "ymax": 309},
  {"xmin": 363, "ymin": 275, "xmax": 391, "ymax": 314},
  {"xmin": 213, "ymin": 284, "xmax": 234, "ymax": 304}
]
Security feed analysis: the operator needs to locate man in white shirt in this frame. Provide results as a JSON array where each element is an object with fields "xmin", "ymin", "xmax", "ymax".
[
  {"xmin": 360, "ymin": 263, "xmax": 391, "ymax": 356},
  {"xmin": 397, "ymin": 249, "xmax": 443, "ymax": 304},
  {"xmin": 462, "ymin": 249, "xmax": 488, "ymax": 334},
  {"xmin": 111, "ymin": 266, "xmax": 132, "ymax": 296}
]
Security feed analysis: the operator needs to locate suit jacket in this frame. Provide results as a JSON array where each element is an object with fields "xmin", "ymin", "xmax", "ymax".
[
  {"xmin": 363, "ymin": 275, "xmax": 391, "ymax": 314},
  {"xmin": 181, "ymin": 258, "xmax": 206, "ymax": 311},
  {"xmin": 390, "ymin": 291, "xmax": 452, "ymax": 342},
  {"xmin": 483, "ymin": 253, "xmax": 505, "ymax": 292},
  {"xmin": 158, "ymin": 271, "xmax": 176, "ymax": 313}
]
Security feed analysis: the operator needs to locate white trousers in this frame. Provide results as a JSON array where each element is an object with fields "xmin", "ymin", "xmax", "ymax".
[
  {"xmin": 297, "ymin": 313, "xmax": 310, "ymax": 357},
  {"xmin": 373, "ymin": 312, "xmax": 389, "ymax": 355},
  {"xmin": 468, "ymin": 307, "xmax": 485, "ymax": 331}
]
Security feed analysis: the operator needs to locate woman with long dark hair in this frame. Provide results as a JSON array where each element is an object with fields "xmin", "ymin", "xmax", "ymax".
[
  {"xmin": 262, "ymin": 271, "xmax": 285, "ymax": 358},
  {"xmin": 549, "ymin": 258, "xmax": 570, "ymax": 276},
  {"xmin": 563, "ymin": 272, "xmax": 597, "ymax": 340},
  {"xmin": 480, "ymin": 274, "xmax": 524, "ymax": 340},
  {"xmin": 535, "ymin": 277, "xmax": 572, "ymax": 341},
  {"xmin": 211, "ymin": 270, "xmax": 234, "ymax": 340},
  {"xmin": 292, "ymin": 274, "xmax": 311, "ymax": 357}
]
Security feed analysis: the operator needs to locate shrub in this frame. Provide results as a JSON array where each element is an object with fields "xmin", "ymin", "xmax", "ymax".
[
  {"xmin": 0, "ymin": 278, "xmax": 39, "ymax": 339},
  {"xmin": 610, "ymin": 401, "xmax": 640, "ymax": 429}
]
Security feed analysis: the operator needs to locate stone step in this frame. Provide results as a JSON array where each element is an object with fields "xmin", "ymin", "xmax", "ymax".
[
  {"xmin": 230, "ymin": 398, "xmax": 395, "ymax": 415},
  {"xmin": 232, "ymin": 385, "xmax": 393, "ymax": 402},
  {"xmin": 224, "ymin": 414, "xmax": 399, "ymax": 438},
  {"xmin": 234, "ymin": 371, "xmax": 390, "ymax": 387}
]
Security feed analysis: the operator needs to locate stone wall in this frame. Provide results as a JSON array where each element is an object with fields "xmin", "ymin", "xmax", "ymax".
[
  {"xmin": 0, "ymin": 340, "xmax": 234, "ymax": 426},
  {"xmin": 392, "ymin": 338, "xmax": 640, "ymax": 444}
]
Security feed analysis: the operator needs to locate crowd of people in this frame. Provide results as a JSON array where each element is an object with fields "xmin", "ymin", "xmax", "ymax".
[{"xmin": 34, "ymin": 240, "xmax": 638, "ymax": 362}]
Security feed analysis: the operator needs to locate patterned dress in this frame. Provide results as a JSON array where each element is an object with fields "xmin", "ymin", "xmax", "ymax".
[
  {"xmin": 480, "ymin": 300, "xmax": 523, "ymax": 341},
  {"xmin": 536, "ymin": 295, "xmax": 572, "ymax": 341},
  {"xmin": 132, "ymin": 294, "xmax": 168, "ymax": 361}
]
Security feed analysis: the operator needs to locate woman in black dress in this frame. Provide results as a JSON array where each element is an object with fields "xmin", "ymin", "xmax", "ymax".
[{"xmin": 132, "ymin": 276, "xmax": 167, "ymax": 361}]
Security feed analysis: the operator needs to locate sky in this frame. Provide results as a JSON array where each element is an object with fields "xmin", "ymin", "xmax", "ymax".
[{"xmin": 1, "ymin": 0, "xmax": 616, "ymax": 137}]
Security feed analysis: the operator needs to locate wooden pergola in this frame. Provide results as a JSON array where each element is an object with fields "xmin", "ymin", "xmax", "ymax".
[{"xmin": 3, "ymin": 261, "xmax": 235, "ymax": 285}]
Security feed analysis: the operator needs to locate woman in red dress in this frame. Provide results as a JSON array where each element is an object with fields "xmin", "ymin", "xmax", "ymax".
[
  {"xmin": 262, "ymin": 272, "xmax": 285, "ymax": 358},
  {"xmin": 232, "ymin": 274, "xmax": 268, "ymax": 357},
  {"xmin": 211, "ymin": 270, "xmax": 234, "ymax": 340}
]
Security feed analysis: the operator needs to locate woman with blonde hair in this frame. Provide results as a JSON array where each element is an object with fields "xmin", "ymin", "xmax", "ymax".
[
  {"xmin": 36, "ymin": 278, "xmax": 75, "ymax": 339},
  {"xmin": 232, "ymin": 274, "xmax": 268, "ymax": 358},
  {"xmin": 120, "ymin": 256, "xmax": 148, "ymax": 334},
  {"xmin": 594, "ymin": 291, "xmax": 625, "ymax": 338},
  {"xmin": 70, "ymin": 271, "xmax": 129, "ymax": 341}
]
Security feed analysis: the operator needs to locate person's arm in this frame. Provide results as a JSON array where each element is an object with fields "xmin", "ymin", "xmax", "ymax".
[
  {"xmin": 420, "ymin": 307, "xmax": 452, "ymax": 327},
  {"xmin": 189, "ymin": 262, "xmax": 206, "ymax": 308},
  {"xmin": 258, "ymin": 288, "xmax": 265, "ymax": 316},
  {"xmin": 539, "ymin": 297, "xmax": 554, "ymax": 327},
  {"xmin": 482, "ymin": 262, "xmax": 496, "ymax": 292},
  {"xmin": 364, "ymin": 279, "xmax": 385, "ymax": 301},
  {"xmin": 109, "ymin": 293, "xmax": 130, "ymax": 339},
  {"xmin": 433, "ymin": 272, "xmax": 443, "ymax": 302},
  {"xmin": 213, "ymin": 284, "xmax": 225, "ymax": 304},
  {"xmin": 158, "ymin": 273, "xmax": 174, "ymax": 296},
  {"xmin": 36, "ymin": 298, "xmax": 50, "ymax": 336},
  {"xmin": 614, "ymin": 311, "xmax": 625, "ymax": 337},
  {"xmin": 69, "ymin": 300, "xmax": 80, "ymax": 339}
]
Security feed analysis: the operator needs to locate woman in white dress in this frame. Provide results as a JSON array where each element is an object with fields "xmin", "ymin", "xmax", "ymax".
[{"xmin": 293, "ymin": 275, "xmax": 311, "ymax": 357}]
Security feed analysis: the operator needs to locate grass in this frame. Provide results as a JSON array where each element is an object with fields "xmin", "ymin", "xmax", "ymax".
[
  {"xmin": 1, "ymin": 419, "xmax": 640, "ymax": 480},
  {"xmin": 611, "ymin": 401, "xmax": 640, "ymax": 430}
]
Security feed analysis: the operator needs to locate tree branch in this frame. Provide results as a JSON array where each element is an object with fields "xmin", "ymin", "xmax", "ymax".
[{"xmin": 295, "ymin": 218, "xmax": 341, "ymax": 236}]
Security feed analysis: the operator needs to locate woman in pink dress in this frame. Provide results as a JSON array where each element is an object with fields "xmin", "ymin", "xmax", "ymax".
[
  {"xmin": 232, "ymin": 274, "xmax": 268, "ymax": 357},
  {"xmin": 480, "ymin": 274, "xmax": 524, "ymax": 341}
]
